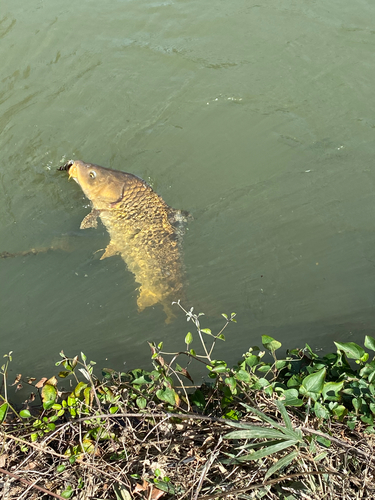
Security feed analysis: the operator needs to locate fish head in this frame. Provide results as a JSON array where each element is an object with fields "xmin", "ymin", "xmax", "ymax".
[{"xmin": 62, "ymin": 160, "xmax": 137, "ymax": 209}]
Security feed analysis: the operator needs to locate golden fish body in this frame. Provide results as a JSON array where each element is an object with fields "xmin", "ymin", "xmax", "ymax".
[{"xmin": 62, "ymin": 160, "xmax": 189, "ymax": 322}]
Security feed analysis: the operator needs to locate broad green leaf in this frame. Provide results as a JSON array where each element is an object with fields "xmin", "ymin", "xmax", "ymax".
[
  {"xmin": 316, "ymin": 435, "xmax": 331, "ymax": 447},
  {"xmin": 156, "ymin": 387, "xmax": 178, "ymax": 406},
  {"xmin": 73, "ymin": 382, "xmax": 88, "ymax": 398},
  {"xmin": 56, "ymin": 465, "xmax": 66, "ymax": 473},
  {"xmin": 0, "ymin": 403, "xmax": 8, "ymax": 423},
  {"xmin": 275, "ymin": 360, "xmax": 287, "ymax": 370},
  {"xmin": 234, "ymin": 369, "xmax": 251, "ymax": 383},
  {"xmin": 244, "ymin": 354, "xmax": 260, "ymax": 368},
  {"xmin": 61, "ymin": 485, "xmax": 73, "ymax": 499},
  {"xmin": 190, "ymin": 389, "xmax": 205, "ymax": 409},
  {"xmin": 282, "ymin": 389, "xmax": 304, "ymax": 407},
  {"xmin": 301, "ymin": 368, "xmax": 326, "ymax": 394},
  {"xmin": 322, "ymin": 381, "xmax": 344, "ymax": 401},
  {"xmin": 201, "ymin": 328, "xmax": 212, "ymax": 335},
  {"xmin": 365, "ymin": 335, "xmax": 375, "ymax": 352},
  {"xmin": 136, "ymin": 397, "xmax": 147, "ymax": 409},
  {"xmin": 257, "ymin": 364, "xmax": 272, "ymax": 373},
  {"xmin": 43, "ymin": 400, "xmax": 55, "ymax": 411},
  {"xmin": 262, "ymin": 335, "xmax": 282, "ymax": 352},
  {"xmin": 185, "ymin": 332, "xmax": 193, "ymax": 345},
  {"xmin": 41, "ymin": 384, "xmax": 57, "ymax": 405},
  {"xmin": 334, "ymin": 342, "xmax": 366, "ymax": 361},
  {"xmin": 237, "ymin": 439, "xmax": 298, "ymax": 461},
  {"xmin": 314, "ymin": 401, "xmax": 330, "ymax": 419},
  {"xmin": 132, "ymin": 375, "xmax": 152, "ymax": 385},
  {"xmin": 331, "ymin": 405, "xmax": 347, "ymax": 421},
  {"xmin": 265, "ymin": 450, "xmax": 298, "ymax": 480},
  {"xmin": 209, "ymin": 362, "xmax": 227, "ymax": 373},
  {"xmin": 113, "ymin": 484, "xmax": 133, "ymax": 500}
]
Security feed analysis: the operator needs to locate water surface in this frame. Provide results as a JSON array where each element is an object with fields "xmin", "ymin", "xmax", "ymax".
[{"xmin": 2, "ymin": 0, "xmax": 375, "ymax": 393}]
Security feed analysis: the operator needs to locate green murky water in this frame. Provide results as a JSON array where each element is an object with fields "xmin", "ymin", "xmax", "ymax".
[{"xmin": 2, "ymin": 0, "xmax": 375, "ymax": 391}]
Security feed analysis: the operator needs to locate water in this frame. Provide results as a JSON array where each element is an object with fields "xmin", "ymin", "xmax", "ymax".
[{"xmin": 2, "ymin": 0, "xmax": 375, "ymax": 394}]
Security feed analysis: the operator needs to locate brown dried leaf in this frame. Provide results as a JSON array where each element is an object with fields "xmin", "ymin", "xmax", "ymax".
[
  {"xmin": 27, "ymin": 377, "xmax": 36, "ymax": 384},
  {"xmin": 28, "ymin": 393, "xmax": 36, "ymax": 402},
  {"xmin": 0, "ymin": 453, "xmax": 7, "ymax": 468},
  {"xmin": 15, "ymin": 383, "xmax": 23, "ymax": 391},
  {"xmin": 46, "ymin": 376, "xmax": 58, "ymax": 387},
  {"xmin": 133, "ymin": 480, "xmax": 149, "ymax": 493},
  {"xmin": 176, "ymin": 367, "xmax": 194, "ymax": 383},
  {"xmin": 11, "ymin": 374, "xmax": 22, "ymax": 386},
  {"xmin": 150, "ymin": 486, "xmax": 165, "ymax": 500},
  {"xmin": 35, "ymin": 377, "xmax": 47, "ymax": 389}
]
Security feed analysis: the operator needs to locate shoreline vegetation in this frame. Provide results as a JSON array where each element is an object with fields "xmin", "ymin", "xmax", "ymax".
[{"xmin": 0, "ymin": 302, "xmax": 374, "ymax": 499}]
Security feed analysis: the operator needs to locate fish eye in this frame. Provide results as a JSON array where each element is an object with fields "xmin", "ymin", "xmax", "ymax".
[{"xmin": 89, "ymin": 171, "xmax": 96, "ymax": 179}]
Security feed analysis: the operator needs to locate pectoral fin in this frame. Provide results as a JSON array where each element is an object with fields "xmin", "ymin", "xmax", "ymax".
[
  {"xmin": 80, "ymin": 209, "xmax": 100, "ymax": 230},
  {"xmin": 100, "ymin": 242, "xmax": 120, "ymax": 260}
]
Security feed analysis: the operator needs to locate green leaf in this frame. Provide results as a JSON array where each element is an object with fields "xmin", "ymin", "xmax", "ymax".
[
  {"xmin": 73, "ymin": 381, "xmax": 88, "ymax": 398},
  {"xmin": 262, "ymin": 335, "xmax": 282, "ymax": 352},
  {"xmin": 113, "ymin": 484, "xmax": 132, "ymax": 500},
  {"xmin": 225, "ymin": 377, "xmax": 237, "ymax": 392},
  {"xmin": 19, "ymin": 405, "xmax": 31, "ymax": 418},
  {"xmin": 41, "ymin": 384, "xmax": 57, "ymax": 406},
  {"xmin": 276, "ymin": 401, "xmax": 293, "ymax": 431},
  {"xmin": 56, "ymin": 465, "xmax": 66, "ymax": 473},
  {"xmin": 132, "ymin": 375, "xmax": 152, "ymax": 385},
  {"xmin": 314, "ymin": 401, "xmax": 330, "ymax": 419},
  {"xmin": 156, "ymin": 387, "xmax": 178, "ymax": 406},
  {"xmin": 61, "ymin": 485, "xmax": 73, "ymax": 499},
  {"xmin": 257, "ymin": 364, "xmax": 272, "ymax": 374},
  {"xmin": 185, "ymin": 332, "xmax": 193, "ymax": 345},
  {"xmin": 264, "ymin": 450, "xmax": 298, "ymax": 480},
  {"xmin": 322, "ymin": 381, "xmax": 344, "ymax": 402},
  {"xmin": 301, "ymin": 368, "xmax": 326, "ymax": 395},
  {"xmin": 209, "ymin": 362, "xmax": 227, "ymax": 373},
  {"xmin": 30, "ymin": 433, "xmax": 38, "ymax": 442},
  {"xmin": 201, "ymin": 328, "xmax": 212, "ymax": 335},
  {"xmin": 332, "ymin": 405, "xmax": 348, "ymax": 421},
  {"xmin": 43, "ymin": 400, "xmax": 55, "ymax": 411},
  {"xmin": 225, "ymin": 427, "xmax": 287, "ymax": 441},
  {"xmin": 190, "ymin": 389, "xmax": 205, "ymax": 410},
  {"xmin": 334, "ymin": 342, "xmax": 366, "ymax": 361},
  {"xmin": 234, "ymin": 369, "xmax": 251, "ymax": 383},
  {"xmin": 316, "ymin": 435, "xmax": 331, "ymax": 447},
  {"xmin": 282, "ymin": 389, "xmax": 304, "ymax": 407},
  {"xmin": 136, "ymin": 397, "xmax": 147, "ymax": 409},
  {"xmin": 237, "ymin": 439, "xmax": 298, "ymax": 461},
  {"xmin": 0, "ymin": 403, "xmax": 8, "ymax": 423},
  {"xmin": 365, "ymin": 335, "xmax": 375, "ymax": 352}
]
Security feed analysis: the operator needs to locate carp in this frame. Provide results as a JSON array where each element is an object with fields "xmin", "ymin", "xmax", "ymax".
[{"xmin": 59, "ymin": 160, "xmax": 190, "ymax": 322}]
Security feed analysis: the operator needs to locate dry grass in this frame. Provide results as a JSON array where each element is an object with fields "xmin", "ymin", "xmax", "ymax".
[{"xmin": 0, "ymin": 391, "xmax": 374, "ymax": 500}]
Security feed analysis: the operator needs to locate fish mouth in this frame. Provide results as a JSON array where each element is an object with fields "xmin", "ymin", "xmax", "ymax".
[
  {"xmin": 57, "ymin": 160, "xmax": 74, "ymax": 172},
  {"xmin": 57, "ymin": 160, "xmax": 78, "ymax": 180}
]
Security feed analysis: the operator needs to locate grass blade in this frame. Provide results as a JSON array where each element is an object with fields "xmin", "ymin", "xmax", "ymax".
[
  {"xmin": 264, "ymin": 450, "xmax": 299, "ymax": 480},
  {"xmin": 237, "ymin": 439, "xmax": 298, "ymax": 462}
]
